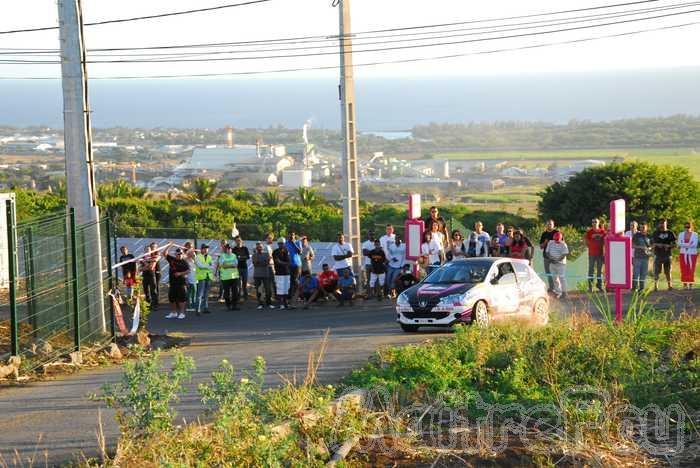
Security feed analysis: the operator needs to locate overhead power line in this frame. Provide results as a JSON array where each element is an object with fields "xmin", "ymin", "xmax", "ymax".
[
  {"xmin": 3, "ymin": 1, "xmax": 695, "ymax": 58},
  {"xmin": 2, "ymin": 6, "xmax": 698, "ymax": 64},
  {"xmin": 0, "ymin": 0, "xmax": 273, "ymax": 35},
  {"xmin": 1, "ymin": 20, "xmax": 697, "ymax": 80}
]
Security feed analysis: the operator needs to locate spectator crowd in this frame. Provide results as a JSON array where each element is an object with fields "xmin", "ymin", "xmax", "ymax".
[{"xmin": 116, "ymin": 206, "xmax": 698, "ymax": 319}]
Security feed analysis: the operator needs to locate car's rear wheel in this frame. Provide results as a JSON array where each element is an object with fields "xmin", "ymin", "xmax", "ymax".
[
  {"xmin": 400, "ymin": 323, "xmax": 420, "ymax": 332},
  {"xmin": 473, "ymin": 300, "xmax": 489, "ymax": 328},
  {"xmin": 533, "ymin": 298, "xmax": 549, "ymax": 325}
]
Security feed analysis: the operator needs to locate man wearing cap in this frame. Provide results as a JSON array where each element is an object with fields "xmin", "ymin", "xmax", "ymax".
[
  {"xmin": 217, "ymin": 243, "xmax": 240, "ymax": 311},
  {"xmin": 164, "ymin": 243, "xmax": 190, "ymax": 319},
  {"xmin": 252, "ymin": 241, "xmax": 274, "ymax": 309},
  {"xmin": 195, "ymin": 244, "xmax": 215, "ymax": 315},
  {"xmin": 272, "ymin": 238, "xmax": 292, "ymax": 309}
]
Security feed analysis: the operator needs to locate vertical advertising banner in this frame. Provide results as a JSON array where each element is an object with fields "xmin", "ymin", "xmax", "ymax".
[{"xmin": 0, "ymin": 193, "xmax": 16, "ymax": 289}]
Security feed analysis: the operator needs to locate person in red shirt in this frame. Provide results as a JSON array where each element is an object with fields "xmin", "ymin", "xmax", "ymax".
[
  {"xmin": 316, "ymin": 263, "xmax": 340, "ymax": 302},
  {"xmin": 585, "ymin": 218, "xmax": 607, "ymax": 292}
]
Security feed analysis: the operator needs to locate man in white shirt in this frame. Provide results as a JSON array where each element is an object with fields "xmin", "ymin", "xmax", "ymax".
[
  {"xmin": 379, "ymin": 224, "xmax": 396, "ymax": 296},
  {"xmin": 361, "ymin": 230, "xmax": 375, "ymax": 293},
  {"xmin": 379, "ymin": 224, "xmax": 396, "ymax": 257},
  {"xmin": 332, "ymin": 233, "xmax": 355, "ymax": 275},
  {"xmin": 624, "ymin": 220, "xmax": 638, "ymax": 259}
]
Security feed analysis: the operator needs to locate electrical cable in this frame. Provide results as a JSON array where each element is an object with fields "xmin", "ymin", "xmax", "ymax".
[
  {"xmin": 0, "ymin": 19, "xmax": 696, "ymax": 79},
  {"xmin": 2, "ymin": 6, "xmax": 697, "ymax": 64},
  {"xmin": 0, "ymin": 0, "xmax": 274, "ymax": 35}
]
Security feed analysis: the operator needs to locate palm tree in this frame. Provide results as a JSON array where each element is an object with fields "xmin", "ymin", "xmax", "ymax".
[
  {"xmin": 97, "ymin": 180, "xmax": 146, "ymax": 199},
  {"xmin": 186, "ymin": 178, "xmax": 219, "ymax": 204},
  {"xmin": 294, "ymin": 187, "xmax": 324, "ymax": 207},
  {"xmin": 228, "ymin": 188, "xmax": 258, "ymax": 203},
  {"xmin": 259, "ymin": 189, "xmax": 286, "ymax": 207}
]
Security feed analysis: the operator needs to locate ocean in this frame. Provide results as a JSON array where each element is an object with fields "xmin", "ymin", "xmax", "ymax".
[{"xmin": 1, "ymin": 67, "xmax": 699, "ymax": 130}]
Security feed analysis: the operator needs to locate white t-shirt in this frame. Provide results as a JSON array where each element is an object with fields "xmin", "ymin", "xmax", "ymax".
[
  {"xmin": 431, "ymin": 231, "xmax": 446, "ymax": 251},
  {"xmin": 379, "ymin": 233, "xmax": 396, "ymax": 256},
  {"xmin": 421, "ymin": 240, "xmax": 441, "ymax": 264},
  {"xmin": 331, "ymin": 242, "xmax": 354, "ymax": 270},
  {"xmin": 361, "ymin": 240, "xmax": 375, "ymax": 266},
  {"xmin": 387, "ymin": 242, "xmax": 406, "ymax": 269},
  {"xmin": 624, "ymin": 230, "xmax": 636, "ymax": 258}
]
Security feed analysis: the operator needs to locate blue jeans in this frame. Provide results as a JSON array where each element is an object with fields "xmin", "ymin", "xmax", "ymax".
[
  {"xmin": 196, "ymin": 278, "xmax": 212, "ymax": 312},
  {"xmin": 187, "ymin": 283, "xmax": 197, "ymax": 310},
  {"xmin": 386, "ymin": 266, "xmax": 402, "ymax": 292},
  {"xmin": 633, "ymin": 257, "xmax": 649, "ymax": 290}
]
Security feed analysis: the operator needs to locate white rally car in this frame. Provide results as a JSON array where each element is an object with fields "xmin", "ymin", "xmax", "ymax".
[{"xmin": 396, "ymin": 258, "xmax": 549, "ymax": 332}]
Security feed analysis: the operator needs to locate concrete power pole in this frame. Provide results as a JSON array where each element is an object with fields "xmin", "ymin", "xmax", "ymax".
[
  {"xmin": 57, "ymin": 0, "xmax": 106, "ymax": 333},
  {"xmin": 337, "ymin": 0, "xmax": 362, "ymax": 281}
]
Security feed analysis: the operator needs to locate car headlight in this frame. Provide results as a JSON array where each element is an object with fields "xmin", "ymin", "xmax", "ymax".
[
  {"xmin": 397, "ymin": 293, "xmax": 409, "ymax": 306},
  {"xmin": 439, "ymin": 290, "xmax": 476, "ymax": 306}
]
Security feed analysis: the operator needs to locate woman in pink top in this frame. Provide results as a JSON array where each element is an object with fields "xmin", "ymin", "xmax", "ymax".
[{"xmin": 678, "ymin": 221, "xmax": 698, "ymax": 289}]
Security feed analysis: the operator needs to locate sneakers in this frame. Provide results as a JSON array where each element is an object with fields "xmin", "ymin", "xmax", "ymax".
[
  {"xmin": 177, "ymin": 313, "xmax": 186, "ymax": 319},
  {"xmin": 268, "ymin": 304, "xmax": 275, "ymax": 309},
  {"xmin": 218, "ymin": 298, "xmax": 225, "ymax": 303},
  {"xmin": 279, "ymin": 304, "xmax": 286, "ymax": 310},
  {"xmin": 165, "ymin": 312, "xmax": 177, "ymax": 319},
  {"xmin": 257, "ymin": 304, "xmax": 264, "ymax": 310}
]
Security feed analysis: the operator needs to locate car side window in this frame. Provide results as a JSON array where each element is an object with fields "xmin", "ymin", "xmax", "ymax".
[
  {"xmin": 496, "ymin": 262, "xmax": 517, "ymax": 285},
  {"xmin": 513, "ymin": 262, "xmax": 530, "ymax": 282}
]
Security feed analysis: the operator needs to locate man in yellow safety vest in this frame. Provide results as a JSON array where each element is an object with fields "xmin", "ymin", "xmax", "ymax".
[
  {"xmin": 217, "ymin": 243, "xmax": 240, "ymax": 310},
  {"xmin": 195, "ymin": 244, "xmax": 215, "ymax": 315}
]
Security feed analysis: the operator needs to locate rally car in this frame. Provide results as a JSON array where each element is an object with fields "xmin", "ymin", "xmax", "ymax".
[{"xmin": 396, "ymin": 258, "xmax": 549, "ymax": 332}]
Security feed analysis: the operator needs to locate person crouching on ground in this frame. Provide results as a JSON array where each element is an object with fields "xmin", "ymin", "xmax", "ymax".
[
  {"xmin": 164, "ymin": 243, "xmax": 190, "ymax": 319},
  {"xmin": 273, "ymin": 238, "xmax": 292, "ymax": 309},
  {"xmin": 545, "ymin": 231, "xmax": 569, "ymax": 299},
  {"xmin": 395, "ymin": 264, "xmax": 418, "ymax": 295},
  {"xmin": 317, "ymin": 263, "xmax": 340, "ymax": 302},
  {"xmin": 217, "ymin": 243, "xmax": 240, "ymax": 311},
  {"xmin": 337, "ymin": 268, "xmax": 356, "ymax": 307},
  {"xmin": 299, "ymin": 270, "xmax": 320, "ymax": 309}
]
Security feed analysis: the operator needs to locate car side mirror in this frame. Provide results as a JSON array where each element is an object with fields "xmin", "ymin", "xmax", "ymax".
[{"xmin": 490, "ymin": 277, "xmax": 499, "ymax": 285}]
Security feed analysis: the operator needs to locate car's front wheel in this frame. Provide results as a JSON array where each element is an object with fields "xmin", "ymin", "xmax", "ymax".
[
  {"xmin": 533, "ymin": 298, "xmax": 549, "ymax": 325},
  {"xmin": 400, "ymin": 323, "xmax": 420, "ymax": 332},
  {"xmin": 473, "ymin": 300, "xmax": 489, "ymax": 328}
]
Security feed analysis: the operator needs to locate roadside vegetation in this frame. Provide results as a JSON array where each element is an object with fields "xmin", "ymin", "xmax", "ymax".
[
  {"xmin": 344, "ymin": 295, "xmax": 700, "ymax": 465},
  {"xmin": 78, "ymin": 294, "xmax": 700, "ymax": 467}
]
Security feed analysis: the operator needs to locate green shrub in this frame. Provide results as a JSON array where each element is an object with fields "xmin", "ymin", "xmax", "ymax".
[{"xmin": 94, "ymin": 350, "xmax": 195, "ymax": 436}]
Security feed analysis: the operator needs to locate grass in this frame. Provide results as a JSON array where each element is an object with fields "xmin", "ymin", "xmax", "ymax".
[
  {"xmin": 435, "ymin": 147, "xmax": 700, "ymax": 179},
  {"xmin": 343, "ymin": 301, "xmax": 700, "ymax": 464}
]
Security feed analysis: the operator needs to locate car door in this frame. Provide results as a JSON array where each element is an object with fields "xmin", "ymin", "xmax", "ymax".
[
  {"xmin": 490, "ymin": 262, "xmax": 520, "ymax": 316},
  {"xmin": 512, "ymin": 261, "xmax": 534, "ymax": 314}
]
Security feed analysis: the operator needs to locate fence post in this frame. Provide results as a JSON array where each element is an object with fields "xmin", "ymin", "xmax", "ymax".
[
  {"xmin": 6, "ymin": 200, "xmax": 19, "ymax": 356},
  {"xmin": 69, "ymin": 208, "xmax": 81, "ymax": 351},
  {"xmin": 105, "ymin": 215, "xmax": 116, "ymax": 341},
  {"xmin": 25, "ymin": 226, "xmax": 38, "ymax": 335}
]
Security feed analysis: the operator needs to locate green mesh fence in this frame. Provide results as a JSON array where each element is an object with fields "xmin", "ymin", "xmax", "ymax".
[{"xmin": 0, "ymin": 209, "xmax": 114, "ymax": 371}]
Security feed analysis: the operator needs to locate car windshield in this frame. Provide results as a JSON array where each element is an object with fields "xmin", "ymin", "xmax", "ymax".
[{"xmin": 424, "ymin": 260, "xmax": 492, "ymax": 284}]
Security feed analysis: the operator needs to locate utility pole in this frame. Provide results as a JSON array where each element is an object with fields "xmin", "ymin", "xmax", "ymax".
[
  {"xmin": 58, "ymin": 0, "xmax": 106, "ymax": 334},
  {"xmin": 337, "ymin": 0, "xmax": 362, "ymax": 282}
]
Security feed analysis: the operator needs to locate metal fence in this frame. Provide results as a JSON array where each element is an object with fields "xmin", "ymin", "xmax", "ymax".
[{"xmin": 1, "ymin": 204, "xmax": 115, "ymax": 371}]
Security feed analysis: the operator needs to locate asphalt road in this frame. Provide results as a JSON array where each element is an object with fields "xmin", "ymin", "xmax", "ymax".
[
  {"xmin": 0, "ymin": 298, "xmax": 449, "ymax": 466},
  {"xmin": 0, "ymin": 288, "xmax": 697, "ymax": 466}
]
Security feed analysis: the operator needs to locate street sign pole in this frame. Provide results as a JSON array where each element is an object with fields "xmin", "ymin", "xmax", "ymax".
[{"xmin": 605, "ymin": 199, "xmax": 631, "ymax": 323}]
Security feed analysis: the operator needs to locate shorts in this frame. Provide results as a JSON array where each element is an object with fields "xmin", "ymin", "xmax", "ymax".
[
  {"xmin": 370, "ymin": 273, "xmax": 386, "ymax": 287},
  {"xmin": 168, "ymin": 282, "xmax": 188, "ymax": 303},
  {"xmin": 275, "ymin": 275, "xmax": 290, "ymax": 295}
]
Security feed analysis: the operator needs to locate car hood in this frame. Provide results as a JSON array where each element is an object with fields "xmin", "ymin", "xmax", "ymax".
[{"xmin": 404, "ymin": 282, "xmax": 477, "ymax": 300}]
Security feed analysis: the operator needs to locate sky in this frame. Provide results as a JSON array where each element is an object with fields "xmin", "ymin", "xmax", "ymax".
[{"xmin": 1, "ymin": 0, "xmax": 699, "ymax": 79}]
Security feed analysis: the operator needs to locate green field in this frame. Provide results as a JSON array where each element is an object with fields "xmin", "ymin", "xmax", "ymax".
[{"xmin": 437, "ymin": 147, "xmax": 700, "ymax": 179}]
